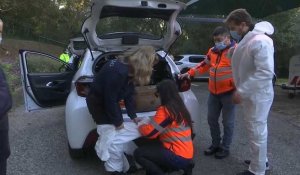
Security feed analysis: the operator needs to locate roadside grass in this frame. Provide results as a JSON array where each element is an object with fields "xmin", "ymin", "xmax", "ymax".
[{"xmin": 276, "ymin": 78, "xmax": 289, "ymax": 85}]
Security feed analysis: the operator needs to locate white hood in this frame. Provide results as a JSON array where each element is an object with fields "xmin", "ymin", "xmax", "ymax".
[{"xmin": 253, "ymin": 21, "xmax": 274, "ymax": 35}]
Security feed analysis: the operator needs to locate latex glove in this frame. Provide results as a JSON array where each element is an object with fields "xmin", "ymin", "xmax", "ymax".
[
  {"xmin": 132, "ymin": 118, "xmax": 142, "ymax": 125},
  {"xmin": 178, "ymin": 73, "xmax": 190, "ymax": 80},
  {"xmin": 232, "ymin": 91, "xmax": 242, "ymax": 104},
  {"xmin": 116, "ymin": 123, "xmax": 125, "ymax": 130}
]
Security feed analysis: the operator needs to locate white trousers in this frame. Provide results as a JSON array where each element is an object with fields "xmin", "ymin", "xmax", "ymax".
[
  {"xmin": 242, "ymin": 90, "xmax": 274, "ymax": 175},
  {"xmin": 95, "ymin": 122, "xmax": 141, "ymax": 173}
]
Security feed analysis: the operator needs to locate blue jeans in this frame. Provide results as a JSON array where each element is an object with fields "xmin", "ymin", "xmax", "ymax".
[
  {"xmin": 207, "ymin": 91, "xmax": 236, "ymax": 150},
  {"xmin": 134, "ymin": 142, "xmax": 192, "ymax": 175}
]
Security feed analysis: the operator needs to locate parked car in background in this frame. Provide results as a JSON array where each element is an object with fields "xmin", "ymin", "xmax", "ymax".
[
  {"xmin": 175, "ymin": 54, "xmax": 209, "ymax": 81},
  {"xmin": 19, "ymin": 0, "xmax": 201, "ymax": 159}
]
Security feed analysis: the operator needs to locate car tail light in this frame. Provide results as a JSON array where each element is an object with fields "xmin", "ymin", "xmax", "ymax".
[{"xmin": 75, "ymin": 76, "xmax": 93, "ymax": 97}]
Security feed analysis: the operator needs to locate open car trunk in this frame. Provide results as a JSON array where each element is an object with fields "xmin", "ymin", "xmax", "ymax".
[
  {"xmin": 93, "ymin": 52, "xmax": 173, "ymax": 113},
  {"xmin": 134, "ymin": 85, "xmax": 160, "ymax": 112}
]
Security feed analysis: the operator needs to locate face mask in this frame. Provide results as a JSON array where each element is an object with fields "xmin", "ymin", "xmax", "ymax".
[
  {"xmin": 230, "ymin": 30, "xmax": 242, "ymax": 41},
  {"xmin": 215, "ymin": 41, "xmax": 227, "ymax": 50}
]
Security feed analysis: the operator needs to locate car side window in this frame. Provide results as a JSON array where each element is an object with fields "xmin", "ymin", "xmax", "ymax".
[
  {"xmin": 189, "ymin": 56, "xmax": 205, "ymax": 63},
  {"xmin": 26, "ymin": 53, "xmax": 67, "ymax": 73}
]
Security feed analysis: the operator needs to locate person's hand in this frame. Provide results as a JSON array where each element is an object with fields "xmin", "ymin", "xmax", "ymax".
[
  {"xmin": 232, "ymin": 91, "xmax": 242, "ymax": 104},
  {"xmin": 116, "ymin": 123, "xmax": 125, "ymax": 130},
  {"xmin": 178, "ymin": 73, "xmax": 190, "ymax": 80},
  {"xmin": 133, "ymin": 117, "xmax": 141, "ymax": 125}
]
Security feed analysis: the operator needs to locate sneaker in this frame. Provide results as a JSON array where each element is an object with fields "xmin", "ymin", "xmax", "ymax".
[
  {"xmin": 236, "ymin": 170, "xmax": 255, "ymax": 175},
  {"xmin": 183, "ymin": 161, "xmax": 195, "ymax": 175},
  {"xmin": 214, "ymin": 148, "xmax": 230, "ymax": 159},
  {"xmin": 244, "ymin": 160, "xmax": 270, "ymax": 170},
  {"xmin": 204, "ymin": 146, "xmax": 220, "ymax": 156}
]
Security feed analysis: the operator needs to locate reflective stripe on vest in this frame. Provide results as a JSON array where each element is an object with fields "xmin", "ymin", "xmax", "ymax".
[
  {"xmin": 149, "ymin": 118, "xmax": 165, "ymax": 133},
  {"xmin": 161, "ymin": 135, "xmax": 192, "ymax": 143},
  {"xmin": 204, "ymin": 58, "xmax": 210, "ymax": 65},
  {"xmin": 210, "ymin": 66, "xmax": 232, "ymax": 73},
  {"xmin": 160, "ymin": 124, "xmax": 192, "ymax": 142},
  {"xmin": 210, "ymin": 73, "xmax": 233, "ymax": 82}
]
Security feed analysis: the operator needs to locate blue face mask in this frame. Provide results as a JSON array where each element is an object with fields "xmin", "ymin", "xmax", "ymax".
[
  {"xmin": 215, "ymin": 41, "xmax": 227, "ymax": 50},
  {"xmin": 230, "ymin": 30, "xmax": 242, "ymax": 41}
]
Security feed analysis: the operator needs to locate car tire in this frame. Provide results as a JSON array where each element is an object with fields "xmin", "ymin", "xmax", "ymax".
[{"xmin": 68, "ymin": 143, "xmax": 86, "ymax": 159}]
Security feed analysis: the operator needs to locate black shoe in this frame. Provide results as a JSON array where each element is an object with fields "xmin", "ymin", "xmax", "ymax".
[
  {"xmin": 110, "ymin": 172, "xmax": 127, "ymax": 175},
  {"xmin": 204, "ymin": 145, "xmax": 220, "ymax": 156},
  {"xmin": 244, "ymin": 160, "xmax": 270, "ymax": 170},
  {"xmin": 214, "ymin": 148, "xmax": 229, "ymax": 159},
  {"xmin": 236, "ymin": 170, "xmax": 255, "ymax": 175},
  {"xmin": 124, "ymin": 153, "xmax": 138, "ymax": 174}
]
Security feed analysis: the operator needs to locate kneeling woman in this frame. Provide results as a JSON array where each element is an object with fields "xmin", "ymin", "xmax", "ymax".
[{"xmin": 134, "ymin": 79, "xmax": 194, "ymax": 175}]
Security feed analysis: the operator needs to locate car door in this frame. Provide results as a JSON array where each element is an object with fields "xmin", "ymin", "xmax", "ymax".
[{"xmin": 20, "ymin": 50, "xmax": 75, "ymax": 111}]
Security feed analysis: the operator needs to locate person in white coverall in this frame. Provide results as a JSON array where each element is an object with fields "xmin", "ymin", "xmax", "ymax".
[{"xmin": 225, "ymin": 9, "xmax": 275, "ymax": 175}]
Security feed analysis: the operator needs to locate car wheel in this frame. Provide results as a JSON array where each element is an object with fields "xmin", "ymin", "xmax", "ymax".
[{"xmin": 68, "ymin": 143, "xmax": 86, "ymax": 159}]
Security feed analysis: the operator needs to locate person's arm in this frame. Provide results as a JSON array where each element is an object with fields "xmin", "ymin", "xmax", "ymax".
[
  {"xmin": 124, "ymin": 82, "xmax": 137, "ymax": 120},
  {"xmin": 0, "ymin": 67, "xmax": 12, "ymax": 118},
  {"xmin": 187, "ymin": 52, "xmax": 211, "ymax": 77},
  {"xmin": 237, "ymin": 38, "xmax": 274, "ymax": 97},
  {"xmin": 103, "ymin": 72, "xmax": 127, "ymax": 128},
  {"xmin": 138, "ymin": 106, "xmax": 172, "ymax": 139},
  {"xmin": 188, "ymin": 59, "xmax": 211, "ymax": 77}
]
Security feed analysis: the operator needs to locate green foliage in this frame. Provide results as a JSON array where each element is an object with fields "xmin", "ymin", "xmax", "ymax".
[
  {"xmin": 0, "ymin": 1, "xmax": 299, "ymax": 79},
  {"xmin": 266, "ymin": 7, "xmax": 300, "ymax": 77},
  {"xmin": 26, "ymin": 53, "xmax": 64, "ymax": 73}
]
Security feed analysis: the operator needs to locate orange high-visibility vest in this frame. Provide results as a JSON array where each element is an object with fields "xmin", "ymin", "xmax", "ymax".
[
  {"xmin": 139, "ymin": 106, "xmax": 194, "ymax": 159},
  {"xmin": 188, "ymin": 45, "xmax": 236, "ymax": 95}
]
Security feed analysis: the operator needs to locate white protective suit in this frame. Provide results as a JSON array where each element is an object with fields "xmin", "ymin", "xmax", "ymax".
[
  {"xmin": 231, "ymin": 21, "xmax": 275, "ymax": 175},
  {"xmin": 95, "ymin": 122, "xmax": 141, "ymax": 173}
]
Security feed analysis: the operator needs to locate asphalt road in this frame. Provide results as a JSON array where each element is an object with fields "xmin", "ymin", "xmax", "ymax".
[{"xmin": 7, "ymin": 82, "xmax": 300, "ymax": 175}]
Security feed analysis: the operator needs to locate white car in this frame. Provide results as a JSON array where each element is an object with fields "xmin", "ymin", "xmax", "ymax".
[
  {"xmin": 175, "ymin": 54, "xmax": 209, "ymax": 81},
  {"xmin": 19, "ymin": 0, "xmax": 200, "ymax": 158}
]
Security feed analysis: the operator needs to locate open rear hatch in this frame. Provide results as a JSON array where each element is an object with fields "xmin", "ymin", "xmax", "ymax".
[{"xmin": 81, "ymin": 0, "xmax": 187, "ymax": 52}]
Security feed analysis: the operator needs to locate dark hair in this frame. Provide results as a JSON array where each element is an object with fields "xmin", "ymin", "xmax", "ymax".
[
  {"xmin": 156, "ymin": 79, "xmax": 192, "ymax": 127},
  {"xmin": 212, "ymin": 26, "xmax": 230, "ymax": 37},
  {"xmin": 225, "ymin": 9, "xmax": 253, "ymax": 27}
]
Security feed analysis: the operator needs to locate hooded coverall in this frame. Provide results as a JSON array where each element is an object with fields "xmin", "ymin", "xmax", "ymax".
[{"xmin": 231, "ymin": 21, "xmax": 275, "ymax": 175}]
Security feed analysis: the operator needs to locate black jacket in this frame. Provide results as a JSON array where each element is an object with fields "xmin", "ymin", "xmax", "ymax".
[
  {"xmin": 86, "ymin": 60, "xmax": 137, "ymax": 127},
  {"xmin": 0, "ymin": 66, "xmax": 12, "ymax": 160},
  {"xmin": 0, "ymin": 67, "xmax": 12, "ymax": 120}
]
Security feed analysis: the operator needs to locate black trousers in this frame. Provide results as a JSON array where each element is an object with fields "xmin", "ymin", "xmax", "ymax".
[
  {"xmin": 134, "ymin": 142, "xmax": 192, "ymax": 175},
  {"xmin": 0, "ymin": 115, "xmax": 9, "ymax": 175}
]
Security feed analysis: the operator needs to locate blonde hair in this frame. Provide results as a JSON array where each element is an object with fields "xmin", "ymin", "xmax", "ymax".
[{"xmin": 121, "ymin": 46, "xmax": 157, "ymax": 86}]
